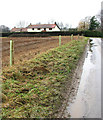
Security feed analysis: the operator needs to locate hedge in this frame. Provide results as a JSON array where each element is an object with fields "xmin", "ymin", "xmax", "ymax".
[{"xmin": 1, "ymin": 30, "xmax": 103, "ymax": 37}]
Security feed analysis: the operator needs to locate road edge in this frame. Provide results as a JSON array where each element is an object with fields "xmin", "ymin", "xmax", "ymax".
[{"xmin": 56, "ymin": 39, "xmax": 89, "ymax": 118}]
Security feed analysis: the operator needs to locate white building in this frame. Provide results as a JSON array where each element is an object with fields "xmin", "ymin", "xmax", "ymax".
[{"xmin": 11, "ymin": 22, "xmax": 61, "ymax": 32}]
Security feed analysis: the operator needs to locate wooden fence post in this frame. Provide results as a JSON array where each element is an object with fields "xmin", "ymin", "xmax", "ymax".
[
  {"xmin": 78, "ymin": 34, "xmax": 79, "ymax": 40},
  {"xmin": 59, "ymin": 35, "xmax": 61, "ymax": 46},
  {"xmin": 10, "ymin": 40, "xmax": 14, "ymax": 66},
  {"xmin": 71, "ymin": 34, "xmax": 73, "ymax": 40}
]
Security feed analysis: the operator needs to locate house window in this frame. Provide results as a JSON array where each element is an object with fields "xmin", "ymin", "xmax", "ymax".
[
  {"xmin": 49, "ymin": 28, "xmax": 52, "ymax": 30},
  {"xmin": 32, "ymin": 28, "xmax": 34, "ymax": 30},
  {"xmin": 38, "ymin": 28, "xmax": 41, "ymax": 30}
]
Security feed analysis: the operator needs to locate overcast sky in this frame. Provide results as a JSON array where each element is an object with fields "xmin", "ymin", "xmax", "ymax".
[{"xmin": 0, "ymin": 0, "xmax": 103, "ymax": 29}]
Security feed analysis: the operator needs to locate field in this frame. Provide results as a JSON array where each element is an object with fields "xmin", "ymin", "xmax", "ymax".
[{"xmin": 1, "ymin": 36, "xmax": 82, "ymax": 67}]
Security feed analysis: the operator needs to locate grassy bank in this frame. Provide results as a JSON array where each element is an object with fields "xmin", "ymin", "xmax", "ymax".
[{"xmin": 2, "ymin": 37, "xmax": 88, "ymax": 118}]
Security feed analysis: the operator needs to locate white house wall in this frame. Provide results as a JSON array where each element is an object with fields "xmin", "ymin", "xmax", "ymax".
[
  {"xmin": 27, "ymin": 26, "xmax": 60, "ymax": 32},
  {"xmin": 47, "ymin": 26, "xmax": 60, "ymax": 32},
  {"xmin": 27, "ymin": 28, "xmax": 44, "ymax": 32}
]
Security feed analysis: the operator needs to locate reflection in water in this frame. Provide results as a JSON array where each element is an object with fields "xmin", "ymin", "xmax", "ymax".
[
  {"xmin": 89, "ymin": 39, "xmax": 94, "ymax": 52},
  {"xmin": 66, "ymin": 38, "xmax": 101, "ymax": 118}
]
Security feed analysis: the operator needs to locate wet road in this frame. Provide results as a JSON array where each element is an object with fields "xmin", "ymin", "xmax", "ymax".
[
  {"xmin": 66, "ymin": 38, "xmax": 101, "ymax": 118},
  {"xmin": 101, "ymin": 38, "xmax": 103, "ymax": 120}
]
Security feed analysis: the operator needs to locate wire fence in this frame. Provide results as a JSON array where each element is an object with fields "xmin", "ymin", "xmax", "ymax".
[{"xmin": 1, "ymin": 35, "xmax": 83, "ymax": 67}]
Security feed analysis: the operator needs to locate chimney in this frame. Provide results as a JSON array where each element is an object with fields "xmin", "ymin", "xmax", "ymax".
[{"xmin": 55, "ymin": 22, "xmax": 57, "ymax": 25}]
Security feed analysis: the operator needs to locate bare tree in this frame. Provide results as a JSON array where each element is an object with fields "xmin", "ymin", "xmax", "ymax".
[
  {"xmin": 62, "ymin": 23, "xmax": 69, "ymax": 31},
  {"xmin": 78, "ymin": 16, "xmax": 91, "ymax": 31},
  {"xmin": 0, "ymin": 25, "xmax": 10, "ymax": 32},
  {"xmin": 78, "ymin": 20, "xmax": 89, "ymax": 31},
  {"xmin": 101, "ymin": 2, "xmax": 103, "ymax": 32},
  {"xmin": 47, "ymin": 20, "xmax": 65, "ymax": 30},
  {"xmin": 96, "ymin": 11, "xmax": 101, "ymax": 23},
  {"xmin": 95, "ymin": 11, "xmax": 102, "ymax": 31},
  {"xmin": 56, "ymin": 22, "xmax": 64, "ymax": 30},
  {"xmin": 48, "ymin": 19, "xmax": 55, "ymax": 24},
  {"xmin": 16, "ymin": 21, "xmax": 29, "ymax": 28},
  {"xmin": 36, "ymin": 22, "xmax": 41, "ymax": 24}
]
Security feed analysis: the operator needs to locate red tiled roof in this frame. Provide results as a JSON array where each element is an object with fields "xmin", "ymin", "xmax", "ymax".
[
  {"xmin": 11, "ymin": 28, "xmax": 21, "ymax": 32},
  {"xmin": 11, "ymin": 28, "xmax": 27, "ymax": 32},
  {"xmin": 21, "ymin": 28, "xmax": 28, "ymax": 32},
  {"xmin": 28, "ymin": 24, "xmax": 56, "ymax": 29}
]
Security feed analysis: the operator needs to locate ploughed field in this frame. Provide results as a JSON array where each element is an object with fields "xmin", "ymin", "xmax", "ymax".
[{"xmin": 1, "ymin": 36, "xmax": 82, "ymax": 67}]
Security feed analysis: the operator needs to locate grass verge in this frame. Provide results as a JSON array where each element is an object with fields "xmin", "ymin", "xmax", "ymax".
[{"xmin": 2, "ymin": 37, "xmax": 88, "ymax": 118}]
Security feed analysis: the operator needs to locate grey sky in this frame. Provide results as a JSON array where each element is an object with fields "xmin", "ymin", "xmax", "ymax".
[{"xmin": 0, "ymin": 0, "xmax": 102, "ymax": 29}]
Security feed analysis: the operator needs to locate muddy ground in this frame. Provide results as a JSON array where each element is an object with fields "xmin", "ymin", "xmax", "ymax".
[{"xmin": 1, "ymin": 36, "xmax": 82, "ymax": 67}]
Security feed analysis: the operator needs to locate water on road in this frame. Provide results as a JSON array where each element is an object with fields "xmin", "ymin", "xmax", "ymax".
[{"xmin": 66, "ymin": 38, "xmax": 101, "ymax": 118}]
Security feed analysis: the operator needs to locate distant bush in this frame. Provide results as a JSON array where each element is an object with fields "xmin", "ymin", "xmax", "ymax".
[
  {"xmin": 2, "ymin": 32, "xmax": 12, "ymax": 37},
  {"xmin": 83, "ymin": 30, "xmax": 103, "ymax": 37},
  {"xmin": 32, "ymin": 33, "xmax": 51, "ymax": 37},
  {"xmin": 8, "ymin": 33, "xmax": 51, "ymax": 37}
]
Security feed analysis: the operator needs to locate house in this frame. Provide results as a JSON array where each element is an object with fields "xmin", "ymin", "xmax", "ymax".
[{"xmin": 11, "ymin": 22, "xmax": 61, "ymax": 32}]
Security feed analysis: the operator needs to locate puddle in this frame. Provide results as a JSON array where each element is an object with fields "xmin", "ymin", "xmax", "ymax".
[
  {"xmin": 65, "ymin": 38, "xmax": 101, "ymax": 118},
  {"xmin": 89, "ymin": 38, "xmax": 94, "ymax": 52}
]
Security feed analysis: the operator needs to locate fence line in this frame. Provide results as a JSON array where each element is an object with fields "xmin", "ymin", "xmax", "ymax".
[{"xmin": 2, "ymin": 36, "xmax": 83, "ymax": 66}]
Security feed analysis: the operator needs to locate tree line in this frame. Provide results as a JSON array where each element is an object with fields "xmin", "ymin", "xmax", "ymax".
[{"xmin": 78, "ymin": 15, "xmax": 100, "ymax": 31}]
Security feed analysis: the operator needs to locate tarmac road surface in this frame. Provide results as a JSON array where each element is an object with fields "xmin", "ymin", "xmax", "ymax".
[{"xmin": 66, "ymin": 38, "xmax": 102, "ymax": 119}]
